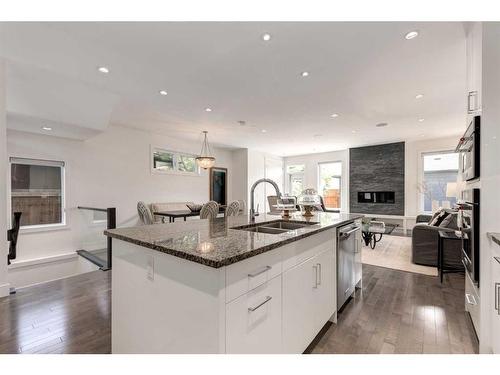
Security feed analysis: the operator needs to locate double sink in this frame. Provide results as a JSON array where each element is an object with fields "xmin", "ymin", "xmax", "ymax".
[{"xmin": 232, "ymin": 220, "xmax": 318, "ymax": 235}]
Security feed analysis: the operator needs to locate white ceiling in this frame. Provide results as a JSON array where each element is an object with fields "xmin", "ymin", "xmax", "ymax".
[{"xmin": 0, "ymin": 22, "xmax": 467, "ymax": 155}]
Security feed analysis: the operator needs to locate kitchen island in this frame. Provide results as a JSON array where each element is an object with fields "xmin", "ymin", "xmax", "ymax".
[{"xmin": 105, "ymin": 211, "xmax": 363, "ymax": 354}]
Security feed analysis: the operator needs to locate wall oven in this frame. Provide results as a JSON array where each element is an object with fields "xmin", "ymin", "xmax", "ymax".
[
  {"xmin": 456, "ymin": 116, "xmax": 480, "ymax": 181},
  {"xmin": 459, "ymin": 188, "xmax": 480, "ymax": 286}
]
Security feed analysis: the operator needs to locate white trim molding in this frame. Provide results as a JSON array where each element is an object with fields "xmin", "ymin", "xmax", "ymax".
[{"xmin": 0, "ymin": 282, "xmax": 11, "ymax": 298}]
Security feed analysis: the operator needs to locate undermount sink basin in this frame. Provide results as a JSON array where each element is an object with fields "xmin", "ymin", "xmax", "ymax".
[
  {"xmin": 232, "ymin": 220, "xmax": 319, "ymax": 235},
  {"xmin": 262, "ymin": 221, "xmax": 315, "ymax": 230},
  {"xmin": 244, "ymin": 226, "xmax": 289, "ymax": 235}
]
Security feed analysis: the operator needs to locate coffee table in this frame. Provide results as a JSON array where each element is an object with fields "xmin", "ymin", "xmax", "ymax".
[{"xmin": 362, "ymin": 221, "xmax": 398, "ymax": 249}]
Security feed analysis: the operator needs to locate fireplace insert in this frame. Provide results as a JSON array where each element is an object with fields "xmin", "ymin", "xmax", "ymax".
[{"xmin": 357, "ymin": 191, "xmax": 395, "ymax": 204}]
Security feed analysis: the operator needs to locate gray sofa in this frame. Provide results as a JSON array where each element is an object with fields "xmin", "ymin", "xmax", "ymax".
[{"xmin": 411, "ymin": 212, "xmax": 463, "ymax": 268}]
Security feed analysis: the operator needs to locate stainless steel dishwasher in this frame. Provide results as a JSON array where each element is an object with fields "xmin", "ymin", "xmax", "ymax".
[{"xmin": 337, "ymin": 222, "xmax": 361, "ymax": 310}]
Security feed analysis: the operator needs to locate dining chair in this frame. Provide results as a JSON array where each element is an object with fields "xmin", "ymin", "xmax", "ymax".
[
  {"xmin": 200, "ymin": 201, "xmax": 219, "ymax": 219},
  {"xmin": 225, "ymin": 201, "xmax": 240, "ymax": 217},
  {"xmin": 137, "ymin": 201, "xmax": 154, "ymax": 225},
  {"xmin": 237, "ymin": 200, "xmax": 246, "ymax": 214}
]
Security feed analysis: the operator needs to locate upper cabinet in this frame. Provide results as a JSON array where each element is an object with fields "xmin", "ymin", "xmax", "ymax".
[{"xmin": 466, "ymin": 22, "xmax": 483, "ymax": 114}]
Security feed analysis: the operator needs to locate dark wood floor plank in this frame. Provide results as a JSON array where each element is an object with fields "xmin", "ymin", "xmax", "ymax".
[
  {"xmin": 313, "ymin": 264, "xmax": 478, "ymax": 354},
  {"xmin": 0, "ymin": 270, "xmax": 111, "ymax": 354},
  {"xmin": 0, "ymin": 263, "xmax": 477, "ymax": 354}
]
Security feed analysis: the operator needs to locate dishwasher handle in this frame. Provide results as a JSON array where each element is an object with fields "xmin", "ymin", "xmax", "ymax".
[{"xmin": 339, "ymin": 226, "xmax": 360, "ymax": 240}]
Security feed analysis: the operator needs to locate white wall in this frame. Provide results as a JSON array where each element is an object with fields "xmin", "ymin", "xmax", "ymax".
[
  {"xmin": 479, "ymin": 22, "xmax": 500, "ymax": 354},
  {"xmin": 405, "ymin": 136, "xmax": 460, "ymax": 217},
  {"xmin": 0, "ymin": 59, "xmax": 9, "ymax": 297},
  {"xmin": 230, "ymin": 149, "xmax": 248, "ymax": 207},
  {"xmin": 284, "ymin": 150, "xmax": 349, "ymax": 212},
  {"xmin": 6, "ymin": 125, "xmax": 234, "ymax": 287},
  {"xmin": 247, "ymin": 150, "xmax": 283, "ymax": 214}
]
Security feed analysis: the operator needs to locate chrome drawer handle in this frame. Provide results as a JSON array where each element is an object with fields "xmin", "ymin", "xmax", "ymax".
[
  {"xmin": 317, "ymin": 263, "xmax": 322, "ymax": 286},
  {"xmin": 313, "ymin": 265, "xmax": 318, "ymax": 288},
  {"xmin": 248, "ymin": 265, "xmax": 271, "ymax": 278},
  {"xmin": 465, "ymin": 293, "xmax": 477, "ymax": 306},
  {"xmin": 495, "ymin": 283, "xmax": 500, "ymax": 314},
  {"xmin": 248, "ymin": 296, "xmax": 272, "ymax": 312}
]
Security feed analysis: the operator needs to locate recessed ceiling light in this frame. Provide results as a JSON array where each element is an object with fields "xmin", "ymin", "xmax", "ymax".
[
  {"xmin": 375, "ymin": 122, "xmax": 388, "ymax": 128},
  {"xmin": 97, "ymin": 66, "xmax": 110, "ymax": 74},
  {"xmin": 415, "ymin": 94, "xmax": 424, "ymax": 99},
  {"xmin": 41, "ymin": 126, "xmax": 52, "ymax": 131},
  {"xmin": 159, "ymin": 90, "xmax": 168, "ymax": 96},
  {"xmin": 405, "ymin": 31, "xmax": 419, "ymax": 40},
  {"xmin": 418, "ymin": 118, "xmax": 425, "ymax": 122},
  {"xmin": 262, "ymin": 33, "xmax": 271, "ymax": 41},
  {"xmin": 205, "ymin": 107, "xmax": 212, "ymax": 112},
  {"xmin": 352, "ymin": 130, "xmax": 357, "ymax": 133},
  {"xmin": 261, "ymin": 129, "xmax": 267, "ymax": 133},
  {"xmin": 301, "ymin": 71, "xmax": 309, "ymax": 77},
  {"xmin": 330, "ymin": 113, "xmax": 339, "ymax": 118}
]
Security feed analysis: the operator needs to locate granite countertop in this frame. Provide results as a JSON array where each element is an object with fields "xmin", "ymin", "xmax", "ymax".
[{"xmin": 105, "ymin": 212, "xmax": 363, "ymax": 268}]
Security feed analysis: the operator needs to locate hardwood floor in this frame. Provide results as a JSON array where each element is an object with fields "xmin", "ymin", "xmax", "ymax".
[
  {"xmin": 0, "ymin": 270, "xmax": 111, "ymax": 354},
  {"xmin": 0, "ymin": 264, "xmax": 477, "ymax": 354},
  {"xmin": 312, "ymin": 265, "xmax": 478, "ymax": 354}
]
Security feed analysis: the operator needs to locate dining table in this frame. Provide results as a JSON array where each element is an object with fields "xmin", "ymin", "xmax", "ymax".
[{"xmin": 154, "ymin": 206, "xmax": 226, "ymax": 223}]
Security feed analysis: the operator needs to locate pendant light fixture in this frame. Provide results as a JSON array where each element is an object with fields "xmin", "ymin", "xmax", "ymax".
[{"xmin": 195, "ymin": 131, "xmax": 216, "ymax": 169}]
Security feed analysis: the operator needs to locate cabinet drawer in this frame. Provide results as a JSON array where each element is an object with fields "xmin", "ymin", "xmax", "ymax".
[
  {"xmin": 225, "ymin": 248, "xmax": 282, "ymax": 303},
  {"xmin": 225, "ymin": 276, "xmax": 282, "ymax": 354},
  {"xmin": 465, "ymin": 272, "xmax": 480, "ymax": 339},
  {"xmin": 281, "ymin": 229, "xmax": 335, "ymax": 272}
]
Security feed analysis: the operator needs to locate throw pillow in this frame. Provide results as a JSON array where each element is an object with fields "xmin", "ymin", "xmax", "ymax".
[
  {"xmin": 439, "ymin": 212, "xmax": 458, "ymax": 229},
  {"xmin": 430, "ymin": 210, "xmax": 448, "ymax": 226},
  {"xmin": 428, "ymin": 209, "xmax": 443, "ymax": 224}
]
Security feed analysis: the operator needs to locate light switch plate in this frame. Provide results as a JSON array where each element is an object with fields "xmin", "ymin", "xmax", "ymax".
[{"xmin": 147, "ymin": 256, "xmax": 154, "ymax": 281}]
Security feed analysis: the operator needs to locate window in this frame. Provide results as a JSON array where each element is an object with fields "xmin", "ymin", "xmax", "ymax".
[
  {"xmin": 318, "ymin": 162, "xmax": 342, "ymax": 210},
  {"xmin": 286, "ymin": 164, "xmax": 305, "ymax": 197},
  {"xmin": 151, "ymin": 147, "xmax": 199, "ymax": 175},
  {"xmin": 421, "ymin": 151, "xmax": 459, "ymax": 212},
  {"xmin": 10, "ymin": 157, "xmax": 65, "ymax": 228}
]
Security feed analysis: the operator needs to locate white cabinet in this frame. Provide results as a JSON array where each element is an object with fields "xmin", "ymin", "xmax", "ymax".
[
  {"xmin": 466, "ymin": 22, "xmax": 482, "ymax": 114},
  {"xmin": 492, "ymin": 257, "xmax": 500, "ymax": 353},
  {"xmin": 112, "ymin": 227, "xmax": 338, "ymax": 354},
  {"xmin": 282, "ymin": 248, "xmax": 335, "ymax": 353},
  {"xmin": 225, "ymin": 247, "xmax": 282, "ymax": 303},
  {"xmin": 312, "ymin": 248, "xmax": 336, "ymax": 332},
  {"xmin": 465, "ymin": 271, "xmax": 480, "ymax": 339},
  {"xmin": 226, "ymin": 275, "xmax": 282, "ymax": 354},
  {"xmin": 282, "ymin": 256, "xmax": 317, "ymax": 353}
]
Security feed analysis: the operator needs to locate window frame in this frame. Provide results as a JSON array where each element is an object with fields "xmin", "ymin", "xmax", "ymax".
[
  {"xmin": 285, "ymin": 163, "xmax": 305, "ymax": 197},
  {"xmin": 8, "ymin": 157, "xmax": 67, "ymax": 231},
  {"xmin": 317, "ymin": 161, "xmax": 343, "ymax": 210},
  {"xmin": 418, "ymin": 150, "xmax": 459, "ymax": 214},
  {"xmin": 150, "ymin": 145, "xmax": 200, "ymax": 176}
]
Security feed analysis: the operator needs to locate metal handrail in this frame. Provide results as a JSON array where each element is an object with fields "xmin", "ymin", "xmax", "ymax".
[
  {"xmin": 77, "ymin": 206, "xmax": 116, "ymax": 269},
  {"xmin": 77, "ymin": 206, "xmax": 108, "ymax": 213}
]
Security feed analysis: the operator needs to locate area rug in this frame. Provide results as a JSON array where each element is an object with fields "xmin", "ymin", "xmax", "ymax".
[{"xmin": 361, "ymin": 235, "xmax": 438, "ymax": 276}]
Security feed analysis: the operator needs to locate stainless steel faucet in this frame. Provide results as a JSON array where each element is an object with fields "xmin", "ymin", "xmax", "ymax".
[{"xmin": 250, "ymin": 178, "xmax": 282, "ymax": 220}]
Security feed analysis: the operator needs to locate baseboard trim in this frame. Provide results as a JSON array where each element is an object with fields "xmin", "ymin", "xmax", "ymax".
[
  {"xmin": 0, "ymin": 282, "xmax": 11, "ymax": 298},
  {"xmin": 8, "ymin": 252, "xmax": 78, "ymax": 269}
]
